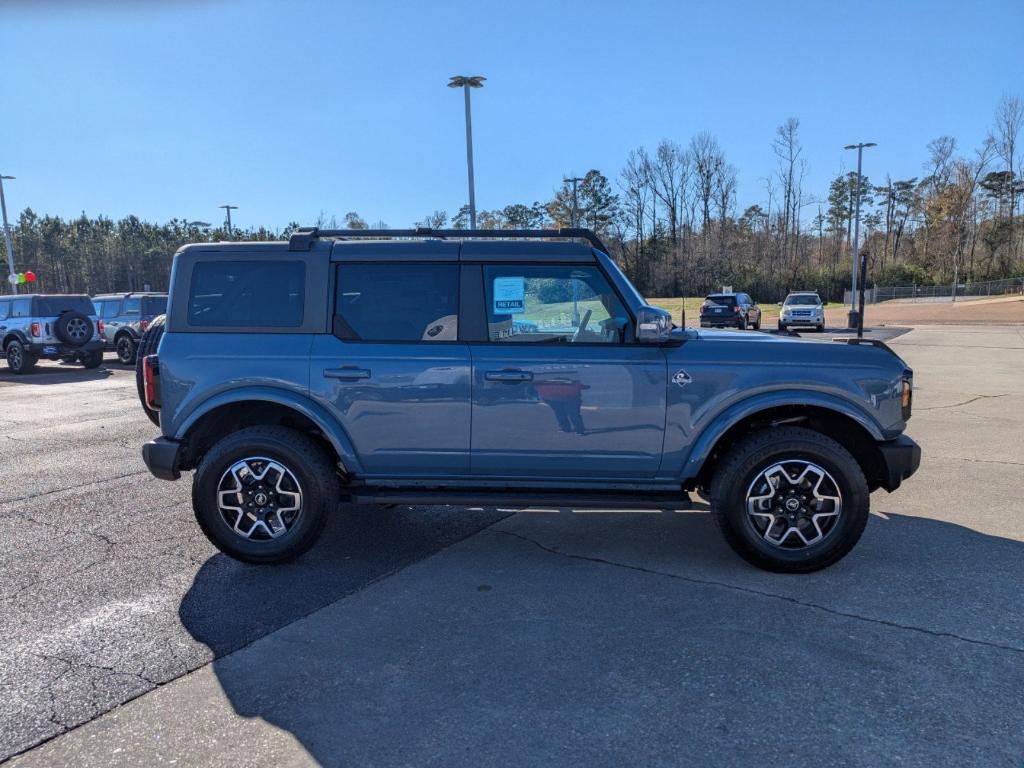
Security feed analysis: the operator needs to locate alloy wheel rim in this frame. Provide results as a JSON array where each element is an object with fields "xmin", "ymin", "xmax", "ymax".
[
  {"xmin": 216, "ymin": 456, "xmax": 304, "ymax": 541},
  {"xmin": 745, "ymin": 459, "xmax": 842, "ymax": 548},
  {"xmin": 67, "ymin": 318, "xmax": 88, "ymax": 341},
  {"xmin": 9, "ymin": 345, "xmax": 21, "ymax": 367},
  {"xmin": 118, "ymin": 337, "xmax": 133, "ymax": 361}
]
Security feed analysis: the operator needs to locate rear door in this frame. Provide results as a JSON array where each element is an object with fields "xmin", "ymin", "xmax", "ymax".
[
  {"xmin": 308, "ymin": 244, "xmax": 472, "ymax": 477},
  {"xmin": 467, "ymin": 260, "xmax": 667, "ymax": 480}
]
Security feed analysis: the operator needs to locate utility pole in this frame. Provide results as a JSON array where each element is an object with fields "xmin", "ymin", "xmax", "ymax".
[
  {"xmin": 448, "ymin": 75, "xmax": 485, "ymax": 229},
  {"xmin": 563, "ymin": 176, "xmax": 585, "ymax": 228},
  {"xmin": 0, "ymin": 175, "xmax": 16, "ymax": 294},
  {"xmin": 219, "ymin": 205, "xmax": 238, "ymax": 239},
  {"xmin": 563, "ymin": 176, "xmax": 585, "ymax": 325},
  {"xmin": 843, "ymin": 142, "xmax": 876, "ymax": 328}
]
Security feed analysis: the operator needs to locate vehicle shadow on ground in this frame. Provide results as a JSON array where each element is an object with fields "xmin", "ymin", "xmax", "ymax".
[
  {"xmin": 0, "ymin": 365, "xmax": 113, "ymax": 385},
  {"xmin": 178, "ymin": 509, "xmax": 1024, "ymax": 767}
]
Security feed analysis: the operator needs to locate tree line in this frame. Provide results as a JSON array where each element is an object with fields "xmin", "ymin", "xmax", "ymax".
[{"xmin": 5, "ymin": 95, "xmax": 1021, "ymax": 301}]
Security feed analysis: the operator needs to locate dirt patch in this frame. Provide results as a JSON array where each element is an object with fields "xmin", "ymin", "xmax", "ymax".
[{"xmin": 827, "ymin": 296, "xmax": 1024, "ymax": 326}]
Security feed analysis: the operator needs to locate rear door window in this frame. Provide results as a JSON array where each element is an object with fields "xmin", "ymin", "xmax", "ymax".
[
  {"xmin": 0, "ymin": 300, "xmax": 9, "ymax": 320},
  {"xmin": 123, "ymin": 298, "xmax": 141, "ymax": 315},
  {"xmin": 189, "ymin": 261, "xmax": 305, "ymax": 328},
  {"xmin": 334, "ymin": 263, "xmax": 459, "ymax": 342}
]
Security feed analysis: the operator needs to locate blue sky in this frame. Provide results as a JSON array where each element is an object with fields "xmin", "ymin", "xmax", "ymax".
[{"xmin": 2, "ymin": 0, "xmax": 1021, "ymax": 231}]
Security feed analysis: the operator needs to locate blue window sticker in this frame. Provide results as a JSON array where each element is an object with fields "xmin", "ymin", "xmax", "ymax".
[{"xmin": 493, "ymin": 276, "xmax": 525, "ymax": 314}]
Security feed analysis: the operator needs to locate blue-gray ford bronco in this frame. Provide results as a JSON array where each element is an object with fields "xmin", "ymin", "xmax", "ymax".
[{"xmin": 141, "ymin": 228, "xmax": 920, "ymax": 572}]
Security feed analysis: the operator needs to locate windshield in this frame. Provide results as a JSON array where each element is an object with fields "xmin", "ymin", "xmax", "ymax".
[
  {"xmin": 784, "ymin": 294, "xmax": 821, "ymax": 306},
  {"xmin": 35, "ymin": 296, "xmax": 95, "ymax": 316},
  {"xmin": 704, "ymin": 295, "xmax": 737, "ymax": 307}
]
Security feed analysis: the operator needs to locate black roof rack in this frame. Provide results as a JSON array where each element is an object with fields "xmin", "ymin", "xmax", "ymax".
[{"xmin": 287, "ymin": 227, "xmax": 609, "ymax": 253}]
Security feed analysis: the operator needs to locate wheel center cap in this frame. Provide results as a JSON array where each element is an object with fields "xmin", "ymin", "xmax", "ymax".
[
  {"xmin": 253, "ymin": 491, "xmax": 269, "ymax": 506},
  {"xmin": 784, "ymin": 498, "xmax": 801, "ymax": 512}
]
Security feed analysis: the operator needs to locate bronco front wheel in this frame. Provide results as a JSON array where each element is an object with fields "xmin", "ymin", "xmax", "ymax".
[
  {"xmin": 192, "ymin": 426, "xmax": 339, "ymax": 564},
  {"xmin": 710, "ymin": 426, "xmax": 869, "ymax": 573}
]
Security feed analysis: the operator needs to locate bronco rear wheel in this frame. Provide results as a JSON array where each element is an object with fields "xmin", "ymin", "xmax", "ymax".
[
  {"xmin": 192, "ymin": 426, "xmax": 338, "ymax": 564},
  {"xmin": 710, "ymin": 426, "xmax": 869, "ymax": 573}
]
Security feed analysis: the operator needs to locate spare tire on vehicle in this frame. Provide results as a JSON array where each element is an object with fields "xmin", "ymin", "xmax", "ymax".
[
  {"xmin": 135, "ymin": 314, "xmax": 166, "ymax": 427},
  {"xmin": 54, "ymin": 311, "xmax": 94, "ymax": 346}
]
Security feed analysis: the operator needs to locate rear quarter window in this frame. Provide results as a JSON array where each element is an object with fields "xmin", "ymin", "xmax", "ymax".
[
  {"xmin": 142, "ymin": 296, "xmax": 167, "ymax": 315},
  {"xmin": 188, "ymin": 261, "xmax": 305, "ymax": 328}
]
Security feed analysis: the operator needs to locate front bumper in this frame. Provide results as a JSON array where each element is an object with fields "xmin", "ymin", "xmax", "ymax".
[
  {"xmin": 780, "ymin": 316, "xmax": 823, "ymax": 327},
  {"xmin": 27, "ymin": 339, "xmax": 104, "ymax": 358},
  {"xmin": 876, "ymin": 435, "xmax": 921, "ymax": 492},
  {"xmin": 142, "ymin": 437, "xmax": 182, "ymax": 481}
]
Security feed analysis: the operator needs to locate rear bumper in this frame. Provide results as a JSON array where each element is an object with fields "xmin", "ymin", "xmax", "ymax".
[
  {"xmin": 142, "ymin": 437, "xmax": 182, "ymax": 481},
  {"xmin": 876, "ymin": 435, "xmax": 921, "ymax": 492},
  {"xmin": 27, "ymin": 339, "xmax": 104, "ymax": 357},
  {"xmin": 701, "ymin": 319, "xmax": 742, "ymax": 327}
]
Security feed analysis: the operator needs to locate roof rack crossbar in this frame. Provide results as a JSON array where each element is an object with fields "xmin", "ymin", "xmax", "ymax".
[{"xmin": 288, "ymin": 227, "xmax": 609, "ymax": 253}]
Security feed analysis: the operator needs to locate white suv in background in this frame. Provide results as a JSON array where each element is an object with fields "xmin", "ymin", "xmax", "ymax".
[{"xmin": 778, "ymin": 292, "xmax": 825, "ymax": 332}]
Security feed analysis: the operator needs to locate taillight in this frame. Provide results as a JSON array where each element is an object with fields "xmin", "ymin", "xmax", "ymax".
[
  {"xmin": 97, "ymin": 319, "xmax": 105, "ymax": 335},
  {"xmin": 143, "ymin": 355, "xmax": 161, "ymax": 411},
  {"xmin": 699, "ymin": 305, "xmax": 706, "ymax": 314},
  {"xmin": 140, "ymin": 319, "xmax": 149, "ymax": 332},
  {"xmin": 901, "ymin": 377, "xmax": 913, "ymax": 420},
  {"xmin": 30, "ymin": 322, "xmax": 41, "ymax": 337},
  {"xmin": 733, "ymin": 306, "xmax": 740, "ymax": 313}
]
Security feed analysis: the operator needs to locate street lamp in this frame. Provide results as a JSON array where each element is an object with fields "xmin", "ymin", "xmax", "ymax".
[
  {"xmin": 843, "ymin": 142, "xmax": 876, "ymax": 328},
  {"xmin": 219, "ymin": 205, "xmax": 238, "ymax": 239},
  {"xmin": 0, "ymin": 175, "xmax": 16, "ymax": 294},
  {"xmin": 448, "ymin": 75, "xmax": 485, "ymax": 229}
]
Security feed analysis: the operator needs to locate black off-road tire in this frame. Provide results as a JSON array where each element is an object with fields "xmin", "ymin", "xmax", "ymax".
[
  {"xmin": 116, "ymin": 334, "xmax": 138, "ymax": 365},
  {"xmin": 82, "ymin": 350, "xmax": 104, "ymax": 369},
  {"xmin": 710, "ymin": 426, "xmax": 870, "ymax": 573},
  {"xmin": 192, "ymin": 426, "xmax": 339, "ymax": 564},
  {"xmin": 777, "ymin": 322, "xmax": 787, "ymax": 332},
  {"xmin": 135, "ymin": 315, "xmax": 165, "ymax": 426},
  {"xmin": 6, "ymin": 340, "xmax": 37, "ymax": 374},
  {"xmin": 54, "ymin": 311, "xmax": 94, "ymax": 346}
]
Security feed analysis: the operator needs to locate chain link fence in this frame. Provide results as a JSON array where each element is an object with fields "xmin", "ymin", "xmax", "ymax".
[{"xmin": 845, "ymin": 277, "xmax": 1024, "ymax": 305}]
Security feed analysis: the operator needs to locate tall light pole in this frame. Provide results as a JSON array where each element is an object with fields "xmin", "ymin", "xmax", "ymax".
[
  {"xmin": 843, "ymin": 142, "xmax": 876, "ymax": 328},
  {"xmin": 448, "ymin": 75, "xmax": 485, "ymax": 229},
  {"xmin": 0, "ymin": 175, "xmax": 16, "ymax": 294},
  {"xmin": 563, "ymin": 176, "xmax": 585, "ymax": 228},
  {"xmin": 219, "ymin": 205, "xmax": 238, "ymax": 239}
]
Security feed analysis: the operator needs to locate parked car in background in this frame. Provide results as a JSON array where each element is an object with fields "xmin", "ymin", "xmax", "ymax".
[
  {"xmin": 699, "ymin": 292, "xmax": 761, "ymax": 330},
  {"xmin": 140, "ymin": 227, "xmax": 919, "ymax": 574},
  {"xmin": 0, "ymin": 294, "xmax": 104, "ymax": 373},
  {"xmin": 92, "ymin": 292, "xmax": 168, "ymax": 364},
  {"xmin": 778, "ymin": 292, "xmax": 825, "ymax": 332}
]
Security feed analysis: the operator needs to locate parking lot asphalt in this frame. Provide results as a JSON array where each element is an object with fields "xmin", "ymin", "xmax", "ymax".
[{"xmin": 4, "ymin": 326, "xmax": 1024, "ymax": 767}]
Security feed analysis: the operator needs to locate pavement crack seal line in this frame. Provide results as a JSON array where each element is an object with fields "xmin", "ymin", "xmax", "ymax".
[
  {"xmin": 915, "ymin": 393, "xmax": 1009, "ymax": 411},
  {"xmin": 494, "ymin": 529, "xmax": 1024, "ymax": 656},
  {"xmin": 0, "ymin": 469, "xmax": 151, "ymax": 508},
  {"xmin": 1, "ymin": 509, "xmax": 517, "ymax": 765}
]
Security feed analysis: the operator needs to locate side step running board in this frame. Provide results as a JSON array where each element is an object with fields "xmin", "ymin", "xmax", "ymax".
[{"xmin": 343, "ymin": 488, "xmax": 693, "ymax": 510}]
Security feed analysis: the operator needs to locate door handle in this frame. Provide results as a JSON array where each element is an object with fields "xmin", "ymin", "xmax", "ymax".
[
  {"xmin": 324, "ymin": 366, "xmax": 371, "ymax": 381},
  {"xmin": 484, "ymin": 369, "xmax": 533, "ymax": 383}
]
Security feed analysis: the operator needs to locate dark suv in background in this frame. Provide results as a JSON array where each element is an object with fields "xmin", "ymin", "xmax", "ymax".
[
  {"xmin": 0, "ymin": 294, "xmax": 104, "ymax": 373},
  {"xmin": 699, "ymin": 292, "xmax": 761, "ymax": 330},
  {"xmin": 93, "ymin": 292, "xmax": 167, "ymax": 364}
]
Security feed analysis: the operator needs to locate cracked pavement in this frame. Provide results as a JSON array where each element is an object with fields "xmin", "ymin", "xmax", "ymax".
[
  {"xmin": 0, "ymin": 360, "xmax": 507, "ymax": 761},
  {"xmin": 5, "ymin": 324, "xmax": 1024, "ymax": 767}
]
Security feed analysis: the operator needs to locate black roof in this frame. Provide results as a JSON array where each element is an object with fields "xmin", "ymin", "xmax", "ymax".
[{"xmin": 288, "ymin": 227, "xmax": 610, "ymax": 254}]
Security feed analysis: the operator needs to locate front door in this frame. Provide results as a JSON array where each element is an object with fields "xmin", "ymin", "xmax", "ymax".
[
  {"xmin": 309, "ymin": 261, "xmax": 471, "ymax": 477},
  {"xmin": 469, "ymin": 263, "xmax": 667, "ymax": 479}
]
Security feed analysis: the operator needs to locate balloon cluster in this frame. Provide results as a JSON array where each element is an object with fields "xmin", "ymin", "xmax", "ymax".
[{"xmin": 6, "ymin": 271, "xmax": 37, "ymax": 286}]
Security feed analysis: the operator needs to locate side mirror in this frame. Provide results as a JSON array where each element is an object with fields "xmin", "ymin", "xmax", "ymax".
[{"xmin": 636, "ymin": 305, "xmax": 673, "ymax": 343}]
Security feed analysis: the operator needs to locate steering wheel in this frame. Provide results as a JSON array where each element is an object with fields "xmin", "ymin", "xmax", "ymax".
[{"xmin": 571, "ymin": 309, "xmax": 593, "ymax": 342}]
